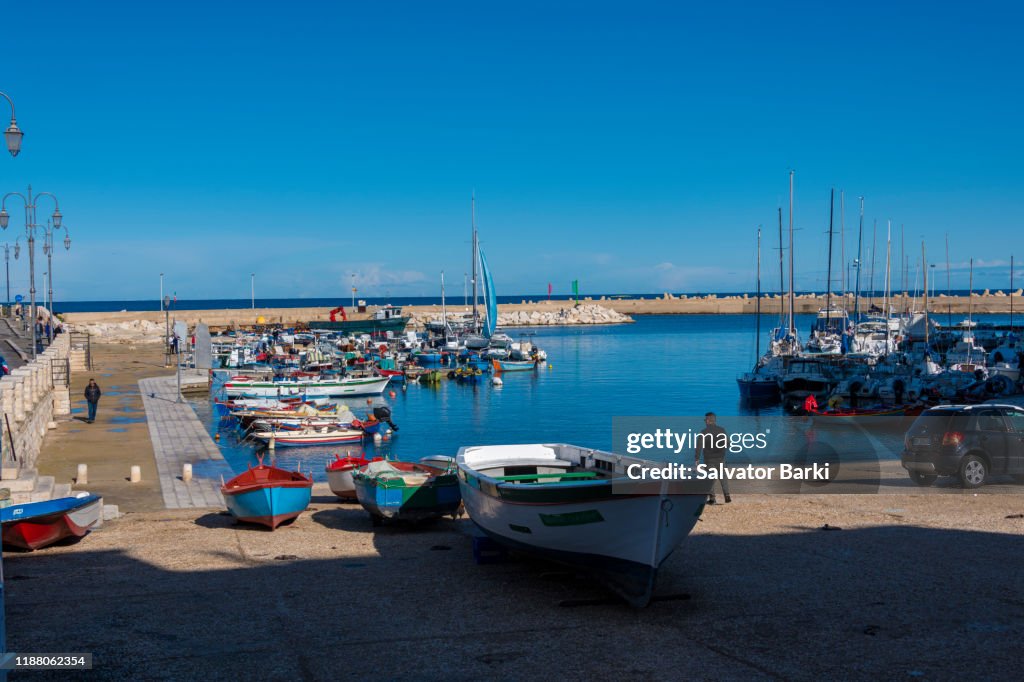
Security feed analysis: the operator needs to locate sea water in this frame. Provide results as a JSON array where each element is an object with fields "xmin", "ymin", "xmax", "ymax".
[{"xmin": 192, "ymin": 313, "xmax": 1018, "ymax": 481}]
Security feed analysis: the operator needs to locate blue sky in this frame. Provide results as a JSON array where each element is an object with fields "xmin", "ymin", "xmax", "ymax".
[{"xmin": 0, "ymin": 0, "xmax": 1021, "ymax": 301}]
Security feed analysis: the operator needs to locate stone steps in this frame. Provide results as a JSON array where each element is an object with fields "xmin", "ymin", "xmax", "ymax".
[
  {"xmin": 29, "ymin": 475, "xmax": 55, "ymax": 502},
  {"xmin": 52, "ymin": 482, "xmax": 72, "ymax": 498},
  {"xmin": 2, "ymin": 470, "xmax": 38, "ymax": 492}
]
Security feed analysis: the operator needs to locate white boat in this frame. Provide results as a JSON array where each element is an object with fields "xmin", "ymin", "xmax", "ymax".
[
  {"xmin": 223, "ymin": 375, "xmax": 390, "ymax": 398},
  {"xmin": 456, "ymin": 443, "xmax": 709, "ymax": 607}
]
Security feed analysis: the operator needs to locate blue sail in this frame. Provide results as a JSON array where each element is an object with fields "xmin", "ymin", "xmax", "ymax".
[{"xmin": 480, "ymin": 249, "xmax": 498, "ymax": 338}]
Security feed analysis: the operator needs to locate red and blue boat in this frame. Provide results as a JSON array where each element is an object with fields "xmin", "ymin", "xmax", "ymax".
[
  {"xmin": 1, "ymin": 493, "xmax": 103, "ymax": 550},
  {"xmin": 326, "ymin": 453, "xmax": 379, "ymax": 500},
  {"xmin": 220, "ymin": 462, "xmax": 313, "ymax": 529}
]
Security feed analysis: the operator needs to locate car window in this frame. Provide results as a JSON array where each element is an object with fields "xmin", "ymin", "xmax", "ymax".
[
  {"xmin": 1004, "ymin": 409, "xmax": 1024, "ymax": 433},
  {"xmin": 975, "ymin": 410, "xmax": 1009, "ymax": 432}
]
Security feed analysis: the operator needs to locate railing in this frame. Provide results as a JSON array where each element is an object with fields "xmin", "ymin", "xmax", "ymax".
[{"xmin": 70, "ymin": 330, "xmax": 92, "ymax": 370}]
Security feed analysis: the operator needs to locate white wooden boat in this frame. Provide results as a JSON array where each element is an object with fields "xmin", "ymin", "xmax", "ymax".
[
  {"xmin": 250, "ymin": 427, "xmax": 365, "ymax": 447},
  {"xmin": 223, "ymin": 375, "xmax": 390, "ymax": 398},
  {"xmin": 456, "ymin": 443, "xmax": 710, "ymax": 607}
]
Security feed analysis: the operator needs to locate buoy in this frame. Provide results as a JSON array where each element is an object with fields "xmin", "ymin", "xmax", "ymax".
[
  {"xmin": 130, "ymin": 465, "xmax": 141, "ymax": 483},
  {"xmin": 548, "ymin": 363, "xmax": 552, "ymax": 370},
  {"xmin": 77, "ymin": 463, "xmax": 88, "ymax": 485},
  {"xmin": 389, "ymin": 391, "xmax": 396, "ymax": 398},
  {"xmin": 401, "ymin": 383, "xmax": 407, "ymax": 392},
  {"xmin": 492, "ymin": 377, "xmax": 503, "ymax": 386},
  {"xmin": 214, "ymin": 433, "xmax": 221, "ymax": 441},
  {"xmin": 182, "ymin": 463, "xmax": 193, "ymax": 482},
  {"xmin": 373, "ymin": 433, "xmax": 383, "ymax": 444},
  {"xmin": 269, "ymin": 436, "xmax": 276, "ymax": 451}
]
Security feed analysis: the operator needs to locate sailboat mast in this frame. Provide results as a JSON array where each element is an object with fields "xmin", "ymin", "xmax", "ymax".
[
  {"xmin": 441, "ymin": 270, "xmax": 448, "ymax": 341},
  {"xmin": 922, "ymin": 242, "xmax": 929, "ymax": 348},
  {"xmin": 884, "ymin": 221, "xmax": 892, "ymax": 349},
  {"xmin": 756, "ymin": 226, "xmax": 762, "ymax": 359},
  {"xmin": 854, "ymin": 197, "xmax": 864, "ymax": 321},
  {"xmin": 788, "ymin": 171, "xmax": 795, "ymax": 334},
  {"xmin": 471, "ymin": 193, "xmax": 479, "ymax": 330},
  {"xmin": 1010, "ymin": 255, "xmax": 1015, "ymax": 331},
  {"xmin": 945, "ymin": 232, "xmax": 952, "ymax": 326},
  {"xmin": 777, "ymin": 207, "xmax": 784, "ymax": 325},
  {"xmin": 840, "ymin": 190, "xmax": 846, "ymax": 295},
  {"xmin": 869, "ymin": 219, "xmax": 877, "ymax": 310},
  {"xmin": 968, "ymin": 257, "xmax": 974, "ymax": 327},
  {"xmin": 825, "ymin": 188, "xmax": 834, "ymax": 325}
]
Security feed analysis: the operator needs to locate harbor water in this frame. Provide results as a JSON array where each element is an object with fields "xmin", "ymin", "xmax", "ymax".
[{"xmin": 191, "ymin": 313, "xmax": 1018, "ymax": 481}]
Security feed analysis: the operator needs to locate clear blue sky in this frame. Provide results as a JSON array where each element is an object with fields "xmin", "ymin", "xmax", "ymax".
[{"xmin": 0, "ymin": 0, "xmax": 1021, "ymax": 301}]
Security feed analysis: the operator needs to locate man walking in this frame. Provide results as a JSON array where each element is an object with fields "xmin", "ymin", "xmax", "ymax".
[
  {"xmin": 84, "ymin": 378, "xmax": 102, "ymax": 423},
  {"xmin": 695, "ymin": 411, "xmax": 731, "ymax": 504}
]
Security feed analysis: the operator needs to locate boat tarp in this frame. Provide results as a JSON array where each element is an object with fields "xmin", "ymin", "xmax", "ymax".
[{"xmin": 480, "ymin": 249, "xmax": 498, "ymax": 338}]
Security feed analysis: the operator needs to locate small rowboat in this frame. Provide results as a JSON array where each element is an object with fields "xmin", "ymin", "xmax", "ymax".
[
  {"xmin": 221, "ymin": 462, "xmax": 313, "ymax": 529},
  {"xmin": 491, "ymin": 359, "xmax": 538, "ymax": 373},
  {"xmin": 1, "ymin": 493, "xmax": 103, "ymax": 550},
  {"xmin": 251, "ymin": 428, "xmax": 365, "ymax": 447},
  {"xmin": 353, "ymin": 459, "xmax": 462, "ymax": 525},
  {"xmin": 326, "ymin": 453, "xmax": 378, "ymax": 500}
]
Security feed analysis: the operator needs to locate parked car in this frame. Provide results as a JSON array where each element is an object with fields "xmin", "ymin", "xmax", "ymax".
[{"xmin": 901, "ymin": 404, "xmax": 1024, "ymax": 488}]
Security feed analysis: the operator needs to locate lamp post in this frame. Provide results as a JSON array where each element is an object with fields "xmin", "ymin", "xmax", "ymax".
[
  {"xmin": 41, "ymin": 219, "xmax": 70, "ymax": 343},
  {"xmin": 160, "ymin": 273, "xmax": 164, "ymax": 312},
  {"xmin": 2, "ymin": 237, "xmax": 20, "ymax": 316},
  {"xmin": 350, "ymin": 273, "xmax": 356, "ymax": 309},
  {"xmin": 0, "ymin": 185, "xmax": 63, "ymax": 359},
  {"xmin": 0, "ymin": 91, "xmax": 23, "ymax": 157},
  {"xmin": 164, "ymin": 295, "xmax": 171, "ymax": 367},
  {"xmin": 250, "ymin": 273, "xmax": 255, "ymax": 309}
]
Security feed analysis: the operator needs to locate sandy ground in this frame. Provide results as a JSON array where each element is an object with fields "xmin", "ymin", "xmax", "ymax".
[
  {"xmin": 37, "ymin": 343, "xmax": 169, "ymax": 512},
  {"xmin": 4, "ymin": 492, "xmax": 1023, "ymax": 681}
]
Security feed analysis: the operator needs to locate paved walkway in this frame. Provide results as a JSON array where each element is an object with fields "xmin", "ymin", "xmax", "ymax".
[{"xmin": 139, "ymin": 374, "xmax": 226, "ymax": 509}]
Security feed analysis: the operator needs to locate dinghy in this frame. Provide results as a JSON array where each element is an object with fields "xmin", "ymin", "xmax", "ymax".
[
  {"xmin": 220, "ymin": 462, "xmax": 313, "ymax": 529},
  {"xmin": 1, "ymin": 493, "xmax": 103, "ymax": 550},
  {"xmin": 456, "ymin": 443, "xmax": 710, "ymax": 607},
  {"xmin": 250, "ymin": 427, "xmax": 365, "ymax": 447},
  {"xmin": 352, "ymin": 459, "xmax": 461, "ymax": 525},
  {"xmin": 326, "ymin": 453, "xmax": 376, "ymax": 500}
]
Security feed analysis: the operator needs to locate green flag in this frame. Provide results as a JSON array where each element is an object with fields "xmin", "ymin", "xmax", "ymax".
[{"xmin": 572, "ymin": 279, "xmax": 579, "ymax": 304}]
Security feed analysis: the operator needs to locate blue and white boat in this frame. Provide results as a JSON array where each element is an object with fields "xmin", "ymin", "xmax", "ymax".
[{"xmin": 220, "ymin": 462, "xmax": 313, "ymax": 529}]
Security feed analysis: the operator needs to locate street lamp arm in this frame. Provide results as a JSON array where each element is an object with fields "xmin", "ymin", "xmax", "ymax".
[
  {"xmin": 0, "ymin": 92, "xmax": 16, "ymax": 122},
  {"xmin": 0, "ymin": 192, "xmax": 28, "ymax": 210}
]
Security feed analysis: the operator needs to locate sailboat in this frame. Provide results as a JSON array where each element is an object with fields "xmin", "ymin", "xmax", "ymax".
[{"xmin": 737, "ymin": 227, "xmax": 781, "ymax": 401}]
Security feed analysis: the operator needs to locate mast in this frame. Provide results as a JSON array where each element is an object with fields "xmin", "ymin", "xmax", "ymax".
[
  {"xmin": 884, "ymin": 221, "xmax": 892, "ymax": 350},
  {"xmin": 788, "ymin": 171, "xmax": 795, "ymax": 335},
  {"xmin": 756, "ymin": 226, "xmax": 762, "ymax": 359},
  {"xmin": 869, "ymin": 219, "xmax": 877, "ymax": 311},
  {"xmin": 825, "ymin": 188, "xmax": 834, "ymax": 325},
  {"xmin": 922, "ymin": 242, "xmax": 929, "ymax": 349},
  {"xmin": 840, "ymin": 190, "xmax": 846, "ymax": 295},
  {"xmin": 1010, "ymin": 255, "xmax": 1015, "ymax": 332},
  {"xmin": 945, "ymin": 232, "xmax": 952, "ymax": 326},
  {"xmin": 968, "ymin": 257, "xmax": 974, "ymax": 328},
  {"xmin": 777, "ymin": 207, "xmax": 784, "ymax": 325},
  {"xmin": 854, "ymin": 197, "xmax": 864, "ymax": 321},
  {"xmin": 471, "ymin": 192, "xmax": 479, "ymax": 331},
  {"xmin": 900, "ymin": 224, "xmax": 906, "ymax": 314},
  {"xmin": 441, "ymin": 270, "xmax": 448, "ymax": 341}
]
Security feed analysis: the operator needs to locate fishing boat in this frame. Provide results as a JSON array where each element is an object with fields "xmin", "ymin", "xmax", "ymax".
[
  {"xmin": 326, "ymin": 453, "xmax": 376, "ymax": 500},
  {"xmin": 491, "ymin": 358, "xmax": 538, "ymax": 372},
  {"xmin": 223, "ymin": 375, "xmax": 390, "ymax": 398},
  {"xmin": 220, "ymin": 461, "xmax": 313, "ymax": 529},
  {"xmin": 352, "ymin": 459, "xmax": 462, "ymax": 525},
  {"xmin": 737, "ymin": 226, "xmax": 782, "ymax": 402},
  {"xmin": 250, "ymin": 427, "xmax": 365, "ymax": 447},
  {"xmin": 307, "ymin": 305, "xmax": 410, "ymax": 335},
  {"xmin": 1, "ymin": 493, "xmax": 103, "ymax": 550},
  {"xmin": 456, "ymin": 443, "xmax": 710, "ymax": 608}
]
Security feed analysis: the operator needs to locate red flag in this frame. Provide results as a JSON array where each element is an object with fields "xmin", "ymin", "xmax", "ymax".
[{"xmin": 547, "ymin": 282, "xmax": 552, "ymax": 299}]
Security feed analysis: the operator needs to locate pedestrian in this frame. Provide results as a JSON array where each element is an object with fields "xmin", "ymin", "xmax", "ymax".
[
  {"xmin": 35, "ymin": 317, "xmax": 45, "ymax": 353},
  {"xmin": 695, "ymin": 411, "xmax": 731, "ymax": 504},
  {"xmin": 84, "ymin": 378, "xmax": 102, "ymax": 423}
]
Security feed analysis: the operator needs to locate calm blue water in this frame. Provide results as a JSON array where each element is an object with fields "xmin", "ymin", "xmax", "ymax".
[
  {"xmin": 48, "ymin": 290, "xmax": 1005, "ymax": 313},
  {"xmin": 192, "ymin": 313, "xmax": 1019, "ymax": 481}
]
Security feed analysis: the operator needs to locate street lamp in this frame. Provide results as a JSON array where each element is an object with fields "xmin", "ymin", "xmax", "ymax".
[
  {"xmin": 41, "ymin": 218, "xmax": 70, "ymax": 342},
  {"xmin": 0, "ymin": 91, "xmax": 23, "ymax": 157},
  {"xmin": 160, "ymin": 273, "xmax": 164, "ymax": 312},
  {"xmin": 0, "ymin": 185, "xmax": 63, "ymax": 358},
  {"xmin": 2, "ymin": 236, "xmax": 21, "ymax": 316},
  {"xmin": 350, "ymin": 273, "xmax": 356, "ymax": 309},
  {"xmin": 250, "ymin": 273, "xmax": 255, "ymax": 309}
]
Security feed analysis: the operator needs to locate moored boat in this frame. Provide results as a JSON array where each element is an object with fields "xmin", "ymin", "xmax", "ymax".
[
  {"xmin": 352, "ymin": 459, "xmax": 461, "ymax": 525},
  {"xmin": 456, "ymin": 443, "xmax": 710, "ymax": 607},
  {"xmin": 1, "ymin": 493, "xmax": 103, "ymax": 551},
  {"xmin": 250, "ymin": 427, "xmax": 365, "ymax": 447},
  {"xmin": 224, "ymin": 375, "xmax": 390, "ymax": 398},
  {"xmin": 221, "ymin": 462, "xmax": 313, "ymax": 529}
]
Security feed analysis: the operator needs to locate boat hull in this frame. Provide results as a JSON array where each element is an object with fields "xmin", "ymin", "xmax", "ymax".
[
  {"xmin": 457, "ymin": 468, "xmax": 705, "ymax": 607},
  {"xmin": 223, "ymin": 485, "xmax": 312, "ymax": 528},
  {"xmin": 353, "ymin": 465, "xmax": 461, "ymax": 522},
  {"xmin": 306, "ymin": 317, "xmax": 410, "ymax": 335},
  {"xmin": 224, "ymin": 377, "xmax": 390, "ymax": 398},
  {"xmin": 1, "ymin": 494, "xmax": 103, "ymax": 551}
]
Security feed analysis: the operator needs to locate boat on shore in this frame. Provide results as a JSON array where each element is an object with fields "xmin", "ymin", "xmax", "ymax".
[
  {"xmin": 326, "ymin": 453, "xmax": 376, "ymax": 500},
  {"xmin": 455, "ymin": 443, "xmax": 710, "ymax": 607},
  {"xmin": 1, "ymin": 493, "xmax": 103, "ymax": 550},
  {"xmin": 352, "ymin": 459, "xmax": 462, "ymax": 525},
  {"xmin": 220, "ymin": 462, "xmax": 313, "ymax": 529}
]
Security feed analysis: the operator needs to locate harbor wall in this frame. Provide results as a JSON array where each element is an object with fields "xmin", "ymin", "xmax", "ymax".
[
  {"xmin": 0, "ymin": 334, "xmax": 72, "ymax": 474},
  {"xmin": 61, "ymin": 291, "xmax": 1023, "ymax": 330}
]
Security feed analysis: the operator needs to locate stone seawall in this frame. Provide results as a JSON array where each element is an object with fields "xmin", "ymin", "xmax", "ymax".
[{"xmin": 1, "ymin": 334, "xmax": 72, "ymax": 486}]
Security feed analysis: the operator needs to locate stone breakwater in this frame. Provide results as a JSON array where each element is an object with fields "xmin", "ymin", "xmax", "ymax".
[{"xmin": 408, "ymin": 303, "xmax": 632, "ymax": 328}]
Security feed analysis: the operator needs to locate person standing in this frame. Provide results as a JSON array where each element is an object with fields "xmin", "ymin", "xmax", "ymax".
[
  {"xmin": 695, "ymin": 411, "xmax": 731, "ymax": 504},
  {"xmin": 84, "ymin": 378, "xmax": 102, "ymax": 423}
]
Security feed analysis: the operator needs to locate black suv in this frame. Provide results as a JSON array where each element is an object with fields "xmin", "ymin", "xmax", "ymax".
[{"xmin": 901, "ymin": 404, "xmax": 1024, "ymax": 488}]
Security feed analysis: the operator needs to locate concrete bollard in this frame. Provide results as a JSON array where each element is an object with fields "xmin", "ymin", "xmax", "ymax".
[
  {"xmin": 182, "ymin": 462, "xmax": 193, "ymax": 482},
  {"xmin": 77, "ymin": 463, "xmax": 88, "ymax": 485},
  {"xmin": 130, "ymin": 465, "xmax": 141, "ymax": 483}
]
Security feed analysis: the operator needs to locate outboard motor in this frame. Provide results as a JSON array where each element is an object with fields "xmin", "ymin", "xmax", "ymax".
[{"xmin": 373, "ymin": 405, "xmax": 399, "ymax": 432}]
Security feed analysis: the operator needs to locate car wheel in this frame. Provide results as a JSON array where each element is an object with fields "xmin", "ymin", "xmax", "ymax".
[
  {"xmin": 959, "ymin": 455, "xmax": 988, "ymax": 489},
  {"xmin": 909, "ymin": 471, "xmax": 937, "ymax": 486}
]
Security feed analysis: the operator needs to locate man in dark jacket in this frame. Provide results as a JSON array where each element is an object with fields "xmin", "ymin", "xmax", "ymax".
[
  {"xmin": 84, "ymin": 379, "xmax": 102, "ymax": 423},
  {"xmin": 695, "ymin": 411, "xmax": 731, "ymax": 504}
]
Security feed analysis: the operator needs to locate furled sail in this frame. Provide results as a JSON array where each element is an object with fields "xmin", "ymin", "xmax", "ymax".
[{"xmin": 480, "ymin": 249, "xmax": 498, "ymax": 338}]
